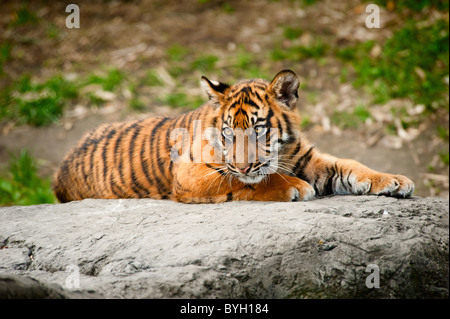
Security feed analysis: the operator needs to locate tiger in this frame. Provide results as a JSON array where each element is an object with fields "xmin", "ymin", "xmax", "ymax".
[{"xmin": 52, "ymin": 70, "xmax": 415, "ymax": 203}]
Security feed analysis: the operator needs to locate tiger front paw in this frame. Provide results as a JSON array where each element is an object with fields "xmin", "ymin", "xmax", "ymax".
[
  {"xmin": 362, "ymin": 173, "xmax": 415, "ymax": 198},
  {"xmin": 289, "ymin": 178, "xmax": 316, "ymax": 202}
]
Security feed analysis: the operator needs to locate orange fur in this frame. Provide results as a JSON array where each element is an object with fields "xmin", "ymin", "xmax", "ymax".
[{"xmin": 53, "ymin": 70, "xmax": 414, "ymax": 203}]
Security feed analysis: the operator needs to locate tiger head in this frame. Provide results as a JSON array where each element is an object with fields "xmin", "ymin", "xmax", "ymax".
[{"xmin": 201, "ymin": 70, "xmax": 302, "ymax": 184}]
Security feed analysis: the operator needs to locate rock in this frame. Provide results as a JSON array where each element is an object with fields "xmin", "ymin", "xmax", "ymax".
[
  {"xmin": 0, "ymin": 274, "xmax": 100, "ymax": 299},
  {"xmin": 0, "ymin": 196, "xmax": 448, "ymax": 299}
]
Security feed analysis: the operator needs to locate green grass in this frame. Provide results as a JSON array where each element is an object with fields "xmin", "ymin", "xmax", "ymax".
[
  {"xmin": 168, "ymin": 65, "xmax": 186, "ymax": 78},
  {"xmin": 299, "ymin": 0, "xmax": 318, "ymax": 6},
  {"xmin": 1, "ymin": 74, "xmax": 79, "ymax": 126},
  {"xmin": 167, "ymin": 44, "xmax": 190, "ymax": 62},
  {"xmin": 353, "ymin": 105, "xmax": 371, "ymax": 122},
  {"xmin": 159, "ymin": 92, "xmax": 190, "ymax": 108},
  {"xmin": 145, "ymin": 70, "xmax": 164, "ymax": 86},
  {"xmin": 221, "ymin": 2, "xmax": 235, "ymax": 13},
  {"xmin": 84, "ymin": 68, "xmax": 124, "ymax": 92},
  {"xmin": 127, "ymin": 82, "xmax": 147, "ymax": 111},
  {"xmin": 373, "ymin": 0, "xmax": 449, "ymax": 12},
  {"xmin": 191, "ymin": 55, "xmax": 219, "ymax": 72},
  {"xmin": 87, "ymin": 92, "xmax": 106, "ymax": 107},
  {"xmin": 0, "ymin": 44, "xmax": 12, "ymax": 74},
  {"xmin": 226, "ymin": 48, "xmax": 270, "ymax": 80},
  {"xmin": 159, "ymin": 91, "xmax": 205, "ymax": 109},
  {"xmin": 9, "ymin": 6, "xmax": 38, "ymax": 27},
  {"xmin": 331, "ymin": 105, "xmax": 372, "ymax": 129},
  {"xmin": 283, "ymin": 26, "xmax": 304, "ymax": 40},
  {"xmin": 0, "ymin": 68, "xmax": 127, "ymax": 126},
  {"xmin": 46, "ymin": 23, "xmax": 60, "ymax": 40},
  {"xmin": 0, "ymin": 150, "xmax": 56, "ymax": 206},
  {"xmin": 271, "ymin": 40, "xmax": 328, "ymax": 61},
  {"xmin": 300, "ymin": 114, "xmax": 311, "ymax": 128},
  {"xmin": 129, "ymin": 97, "xmax": 146, "ymax": 111},
  {"xmin": 437, "ymin": 126, "xmax": 449, "ymax": 141},
  {"xmin": 337, "ymin": 19, "xmax": 449, "ymax": 111},
  {"xmin": 439, "ymin": 151, "xmax": 449, "ymax": 165}
]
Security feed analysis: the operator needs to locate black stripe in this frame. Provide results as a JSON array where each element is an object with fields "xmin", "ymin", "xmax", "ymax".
[
  {"xmin": 324, "ymin": 165, "xmax": 336, "ymax": 195},
  {"xmin": 312, "ymin": 176, "xmax": 320, "ymax": 194},
  {"xmin": 345, "ymin": 169, "xmax": 353, "ymax": 192},
  {"xmin": 246, "ymin": 98, "xmax": 260, "ymax": 109},
  {"xmin": 253, "ymin": 91, "xmax": 264, "ymax": 105},
  {"xmin": 332, "ymin": 163, "xmax": 341, "ymax": 193},
  {"xmin": 206, "ymin": 163, "xmax": 227, "ymax": 176},
  {"xmin": 291, "ymin": 141, "xmax": 302, "ymax": 157},
  {"xmin": 277, "ymin": 118, "xmax": 284, "ymax": 143},
  {"xmin": 178, "ymin": 111, "xmax": 192, "ymax": 130},
  {"xmin": 77, "ymin": 133, "xmax": 98, "ymax": 152},
  {"xmin": 74, "ymin": 152, "xmax": 84, "ymax": 186},
  {"xmin": 114, "ymin": 123, "xmax": 137, "ymax": 165},
  {"xmin": 294, "ymin": 146, "xmax": 314, "ymax": 178},
  {"xmin": 87, "ymin": 126, "xmax": 111, "ymax": 192},
  {"xmin": 150, "ymin": 117, "xmax": 171, "ymax": 193},
  {"xmin": 76, "ymin": 143, "xmax": 89, "ymax": 185},
  {"xmin": 282, "ymin": 113, "xmax": 294, "ymax": 139},
  {"xmin": 189, "ymin": 115, "xmax": 197, "ymax": 164},
  {"xmin": 157, "ymin": 154, "xmax": 168, "ymax": 187},
  {"xmin": 140, "ymin": 131, "xmax": 156, "ymax": 188},
  {"xmin": 266, "ymin": 107, "xmax": 274, "ymax": 124},
  {"xmin": 129, "ymin": 124, "xmax": 150, "ymax": 196},
  {"xmin": 264, "ymin": 94, "xmax": 271, "ymax": 106},
  {"xmin": 150, "ymin": 118, "xmax": 170, "ymax": 144},
  {"xmin": 89, "ymin": 138, "xmax": 99, "ymax": 190},
  {"xmin": 110, "ymin": 178, "xmax": 126, "ymax": 198},
  {"xmin": 163, "ymin": 122, "xmax": 174, "ymax": 180},
  {"xmin": 255, "ymin": 117, "xmax": 267, "ymax": 123},
  {"xmin": 253, "ymin": 84, "xmax": 267, "ymax": 91},
  {"xmin": 116, "ymin": 123, "xmax": 139, "ymax": 191},
  {"xmin": 226, "ymin": 192, "xmax": 233, "ymax": 202},
  {"xmin": 228, "ymin": 101, "xmax": 239, "ymax": 110},
  {"xmin": 108, "ymin": 124, "xmax": 126, "ymax": 198},
  {"xmin": 173, "ymin": 178, "xmax": 190, "ymax": 193},
  {"xmin": 101, "ymin": 128, "xmax": 117, "ymax": 186},
  {"xmin": 189, "ymin": 147, "xmax": 194, "ymax": 163}
]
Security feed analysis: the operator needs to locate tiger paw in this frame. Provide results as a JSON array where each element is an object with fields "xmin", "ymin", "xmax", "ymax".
[
  {"xmin": 288, "ymin": 178, "xmax": 316, "ymax": 202},
  {"xmin": 365, "ymin": 173, "xmax": 415, "ymax": 198},
  {"xmin": 247, "ymin": 174, "xmax": 316, "ymax": 202}
]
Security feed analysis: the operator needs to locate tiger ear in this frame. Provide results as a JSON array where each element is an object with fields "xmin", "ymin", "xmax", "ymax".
[
  {"xmin": 268, "ymin": 70, "xmax": 299, "ymax": 109},
  {"xmin": 201, "ymin": 76, "xmax": 230, "ymax": 108}
]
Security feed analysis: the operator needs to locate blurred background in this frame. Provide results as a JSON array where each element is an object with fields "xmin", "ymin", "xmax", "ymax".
[{"xmin": 0, "ymin": 0, "xmax": 448, "ymax": 205}]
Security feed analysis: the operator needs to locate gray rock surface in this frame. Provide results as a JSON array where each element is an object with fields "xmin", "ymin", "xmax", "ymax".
[{"xmin": 0, "ymin": 196, "xmax": 448, "ymax": 299}]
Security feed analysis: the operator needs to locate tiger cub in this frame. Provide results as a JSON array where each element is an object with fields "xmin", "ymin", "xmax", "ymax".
[{"xmin": 53, "ymin": 70, "xmax": 414, "ymax": 203}]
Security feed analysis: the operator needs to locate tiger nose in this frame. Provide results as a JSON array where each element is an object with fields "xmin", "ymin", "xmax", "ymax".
[{"xmin": 237, "ymin": 166, "xmax": 251, "ymax": 174}]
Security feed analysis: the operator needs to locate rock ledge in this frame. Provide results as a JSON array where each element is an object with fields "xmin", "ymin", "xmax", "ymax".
[{"xmin": 0, "ymin": 196, "xmax": 448, "ymax": 298}]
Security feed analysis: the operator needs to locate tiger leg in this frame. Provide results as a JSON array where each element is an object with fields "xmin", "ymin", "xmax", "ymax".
[
  {"xmin": 297, "ymin": 150, "xmax": 415, "ymax": 198},
  {"xmin": 234, "ymin": 174, "xmax": 316, "ymax": 202},
  {"xmin": 172, "ymin": 164, "xmax": 315, "ymax": 203}
]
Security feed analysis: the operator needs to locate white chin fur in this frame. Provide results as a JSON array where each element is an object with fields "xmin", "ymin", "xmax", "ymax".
[{"xmin": 238, "ymin": 175, "xmax": 265, "ymax": 184}]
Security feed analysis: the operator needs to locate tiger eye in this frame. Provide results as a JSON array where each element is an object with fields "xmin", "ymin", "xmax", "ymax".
[
  {"xmin": 222, "ymin": 127, "xmax": 233, "ymax": 138},
  {"xmin": 254, "ymin": 126, "xmax": 267, "ymax": 135}
]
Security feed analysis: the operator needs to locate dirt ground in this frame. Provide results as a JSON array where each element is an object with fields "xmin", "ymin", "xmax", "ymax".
[{"xmin": 0, "ymin": 0, "xmax": 448, "ymax": 198}]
